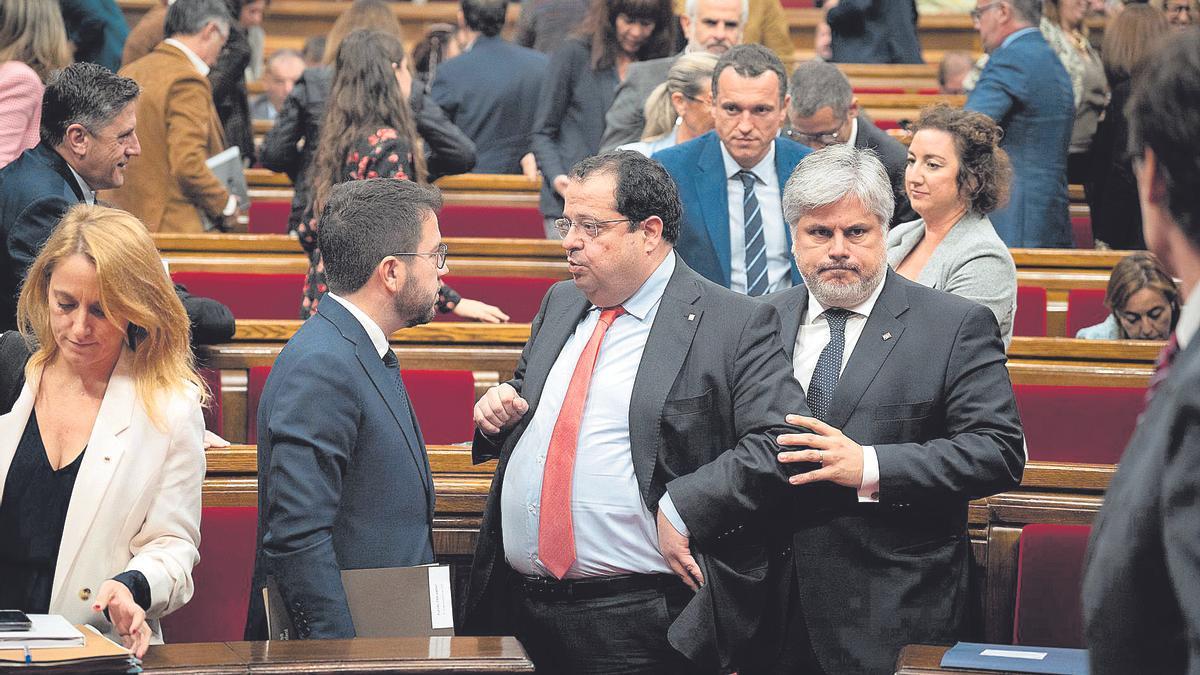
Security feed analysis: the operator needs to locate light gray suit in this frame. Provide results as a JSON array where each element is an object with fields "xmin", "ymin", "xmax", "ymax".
[
  {"xmin": 886, "ymin": 212, "xmax": 1017, "ymax": 346},
  {"xmin": 600, "ymin": 55, "xmax": 676, "ymax": 153}
]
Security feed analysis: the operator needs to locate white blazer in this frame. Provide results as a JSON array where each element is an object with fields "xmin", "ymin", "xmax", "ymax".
[{"xmin": 0, "ymin": 348, "xmax": 205, "ymax": 644}]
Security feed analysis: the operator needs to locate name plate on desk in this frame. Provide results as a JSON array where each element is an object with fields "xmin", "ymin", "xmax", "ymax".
[
  {"xmin": 941, "ymin": 642, "xmax": 1088, "ymax": 674},
  {"xmin": 342, "ymin": 565, "xmax": 455, "ymax": 638}
]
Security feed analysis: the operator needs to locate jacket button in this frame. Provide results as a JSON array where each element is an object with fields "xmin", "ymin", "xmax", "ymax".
[{"xmin": 79, "ymin": 588, "xmax": 91, "ymax": 601}]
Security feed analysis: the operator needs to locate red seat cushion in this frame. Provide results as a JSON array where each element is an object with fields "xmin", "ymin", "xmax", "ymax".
[
  {"xmin": 247, "ymin": 366, "xmax": 476, "ymax": 444},
  {"xmin": 853, "ymin": 87, "xmax": 906, "ymax": 94},
  {"xmin": 917, "ymin": 87, "xmax": 941, "ymax": 95},
  {"xmin": 199, "ymin": 367, "xmax": 222, "ymax": 436},
  {"xmin": 1071, "ymin": 216, "xmax": 1094, "ymax": 249},
  {"xmin": 160, "ymin": 506, "xmax": 258, "ymax": 643},
  {"xmin": 247, "ymin": 200, "xmax": 291, "ymax": 235},
  {"xmin": 874, "ymin": 119, "xmax": 902, "ymax": 130},
  {"xmin": 171, "ymin": 272, "xmax": 304, "ymax": 321},
  {"xmin": 436, "ymin": 274, "xmax": 558, "ymax": 324},
  {"xmin": 1065, "ymin": 289, "xmax": 1109, "ymax": 338},
  {"xmin": 1012, "ymin": 524, "xmax": 1092, "ymax": 648},
  {"xmin": 1014, "ymin": 384, "xmax": 1145, "ymax": 463},
  {"xmin": 1014, "ymin": 286, "xmax": 1047, "ymax": 337},
  {"xmin": 438, "ymin": 204, "xmax": 544, "ymax": 239}
]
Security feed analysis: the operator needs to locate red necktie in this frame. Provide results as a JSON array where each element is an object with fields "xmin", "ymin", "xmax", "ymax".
[
  {"xmin": 1145, "ymin": 332, "xmax": 1180, "ymax": 405},
  {"xmin": 538, "ymin": 306, "xmax": 626, "ymax": 579}
]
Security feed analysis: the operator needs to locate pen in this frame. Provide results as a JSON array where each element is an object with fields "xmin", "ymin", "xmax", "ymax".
[{"xmin": 23, "ymin": 645, "xmax": 30, "ymax": 664}]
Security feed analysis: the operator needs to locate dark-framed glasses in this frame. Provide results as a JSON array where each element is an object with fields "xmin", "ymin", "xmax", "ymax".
[
  {"xmin": 786, "ymin": 127, "xmax": 843, "ymax": 146},
  {"xmin": 970, "ymin": 1, "xmax": 1002, "ymax": 21},
  {"xmin": 390, "ymin": 242, "xmax": 448, "ymax": 269},
  {"xmin": 553, "ymin": 217, "xmax": 634, "ymax": 238}
]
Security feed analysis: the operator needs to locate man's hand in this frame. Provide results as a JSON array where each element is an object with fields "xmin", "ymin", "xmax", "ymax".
[
  {"xmin": 520, "ymin": 153, "xmax": 540, "ymax": 181},
  {"xmin": 94, "ymin": 580, "xmax": 151, "ymax": 658},
  {"xmin": 473, "ymin": 383, "xmax": 529, "ymax": 434},
  {"xmin": 777, "ymin": 414, "xmax": 864, "ymax": 488},
  {"xmin": 656, "ymin": 509, "xmax": 704, "ymax": 590},
  {"xmin": 452, "ymin": 298, "xmax": 510, "ymax": 323}
]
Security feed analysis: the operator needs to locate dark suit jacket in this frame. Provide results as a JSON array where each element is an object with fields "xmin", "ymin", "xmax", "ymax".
[
  {"xmin": 1083, "ymin": 336, "xmax": 1200, "ymax": 674},
  {"xmin": 430, "ymin": 36, "xmax": 547, "ymax": 174},
  {"xmin": 599, "ymin": 54, "xmax": 675, "ymax": 153},
  {"xmin": 515, "ymin": 0, "xmax": 589, "ymax": 55},
  {"xmin": 461, "ymin": 258, "xmax": 808, "ymax": 672},
  {"xmin": 855, "ymin": 117, "xmax": 917, "ymax": 226},
  {"xmin": 260, "ymin": 65, "xmax": 476, "ymax": 231},
  {"xmin": 245, "ymin": 298, "xmax": 436, "ymax": 639},
  {"xmin": 827, "ymin": 0, "xmax": 922, "ymax": 65},
  {"xmin": 1083, "ymin": 76, "xmax": 1143, "ymax": 250},
  {"xmin": 209, "ymin": 24, "xmax": 255, "ymax": 165},
  {"xmin": 654, "ymin": 132, "xmax": 809, "ymax": 289},
  {"xmin": 60, "ymin": 0, "xmax": 129, "ymax": 72},
  {"xmin": 965, "ymin": 30, "xmax": 1074, "ymax": 248},
  {"xmin": 670, "ymin": 270, "xmax": 1025, "ymax": 675},
  {"xmin": 530, "ymin": 37, "xmax": 618, "ymax": 217}
]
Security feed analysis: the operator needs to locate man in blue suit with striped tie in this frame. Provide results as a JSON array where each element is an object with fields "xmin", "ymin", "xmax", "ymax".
[{"xmin": 655, "ymin": 44, "xmax": 811, "ymax": 295}]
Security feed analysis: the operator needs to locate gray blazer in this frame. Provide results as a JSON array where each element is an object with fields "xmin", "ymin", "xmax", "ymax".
[
  {"xmin": 599, "ymin": 55, "xmax": 674, "ymax": 153},
  {"xmin": 886, "ymin": 212, "xmax": 1017, "ymax": 346}
]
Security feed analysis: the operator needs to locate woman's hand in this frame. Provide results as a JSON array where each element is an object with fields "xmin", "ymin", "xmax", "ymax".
[
  {"xmin": 94, "ymin": 580, "xmax": 151, "ymax": 658},
  {"xmin": 520, "ymin": 153, "xmax": 540, "ymax": 181},
  {"xmin": 203, "ymin": 430, "xmax": 230, "ymax": 448},
  {"xmin": 451, "ymin": 298, "xmax": 510, "ymax": 323}
]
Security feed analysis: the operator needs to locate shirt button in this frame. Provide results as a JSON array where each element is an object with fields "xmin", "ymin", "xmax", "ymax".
[
  {"xmin": 528, "ymin": 503, "xmax": 536, "ymax": 513},
  {"xmin": 79, "ymin": 588, "xmax": 91, "ymax": 601},
  {"xmin": 871, "ymin": 492, "xmax": 880, "ymax": 500}
]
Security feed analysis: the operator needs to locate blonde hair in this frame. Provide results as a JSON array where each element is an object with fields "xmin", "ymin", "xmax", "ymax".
[
  {"xmin": 641, "ymin": 51, "xmax": 718, "ymax": 141},
  {"xmin": 0, "ymin": 0, "xmax": 72, "ymax": 82},
  {"xmin": 322, "ymin": 0, "xmax": 403, "ymax": 64},
  {"xmin": 17, "ymin": 205, "xmax": 208, "ymax": 427}
]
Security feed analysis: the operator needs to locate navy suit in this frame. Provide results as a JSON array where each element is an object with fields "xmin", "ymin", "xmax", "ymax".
[
  {"xmin": 430, "ymin": 36, "xmax": 546, "ymax": 175},
  {"xmin": 826, "ymin": 0, "xmax": 922, "ymax": 65},
  {"xmin": 966, "ymin": 30, "xmax": 1074, "ymax": 248},
  {"xmin": 245, "ymin": 298, "xmax": 435, "ymax": 640},
  {"xmin": 654, "ymin": 132, "xmax": 809, "ymax": 289}
]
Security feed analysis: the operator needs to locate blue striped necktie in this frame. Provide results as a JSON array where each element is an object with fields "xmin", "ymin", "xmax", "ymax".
[{"xmin": 736, "ymin": 170, "xmax": 769, "ymax": 296}]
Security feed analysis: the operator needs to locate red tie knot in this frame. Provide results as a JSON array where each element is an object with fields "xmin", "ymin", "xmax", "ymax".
[{"xmin": 599, "ymin": 306, "xmax": 626, "ymax": 327}]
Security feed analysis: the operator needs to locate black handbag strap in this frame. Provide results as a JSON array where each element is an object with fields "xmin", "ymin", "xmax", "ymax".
[{"xmin": 0, "ymin": 331, "xmax": 32, "ymax": 415}]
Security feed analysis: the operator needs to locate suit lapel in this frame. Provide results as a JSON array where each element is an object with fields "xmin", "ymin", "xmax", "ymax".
[
  {"xmin": 773, "ymin": 287, "xmax": 809, "ymax": 362},
  {"xmin": 53, "ymin": 349, "xmax": 136, "ymax": 603},
  {"xmin": 695, "ymin": 135, "xmax": 732, "ymax": 286},
  {"xmin": 827, "ymin": 272, "xmax": 908, "ymax": 429},
  {"xmin": 34, "ymin": 143, "xmax": 85, "ymax": 203},
  {"xmin": 517, "ymin": 287, "xmax": 591, "ymax": 417},
  {"xmin": 629, "ymin": 263, "xmax": 703, "ymax": 505}
]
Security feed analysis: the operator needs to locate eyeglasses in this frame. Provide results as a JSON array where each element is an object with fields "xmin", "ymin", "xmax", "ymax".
[
  {"xmin": 553, "ymin": 217, "xmax": 634, "ymax": 238},
  {"xmin": 970, "ymin": 1, "xmax": 1002, "ymax": 21},
  {"xmin": 1166, "ymin": 3, "xmax": 1192, "ymax": 15},
  {"xmin": 389, "ymin": 243, "xmax": 448, "ymax": 269},
  {"xmin": 786, "ymin": 127, "xmax": 842, "ymax": 146}
]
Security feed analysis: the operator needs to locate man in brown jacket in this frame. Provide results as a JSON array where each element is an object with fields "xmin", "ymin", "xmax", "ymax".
[{"xmin": 111, "ymin": 0, "xmax": 238, "ymax": 233}]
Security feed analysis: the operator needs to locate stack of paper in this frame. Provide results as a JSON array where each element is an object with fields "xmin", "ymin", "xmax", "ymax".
[
  {"xmin": 0, "ymin": 623, "xmax": 137, "ymax": 673},
  {"xmin": 0, "ymin": 616, "xmax": 83, "ymax": 649}
]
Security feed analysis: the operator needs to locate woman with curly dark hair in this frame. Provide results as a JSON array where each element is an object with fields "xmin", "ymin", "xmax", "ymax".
[
  {"xmin": 530, "ymin": 0, "xmax": 675, "ymax": 236},
  {"xmin": 887, "ymin": 104, "xmax": 1019, "ymax": 344}
]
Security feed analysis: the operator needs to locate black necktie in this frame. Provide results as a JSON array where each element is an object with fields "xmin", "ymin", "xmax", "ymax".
[
  {"xmin": 807, "ymin": 309, "xmax": 852, "ymax": 422},
  {"xmin": 736, "ymin": 170, "xmax": 769, "ymax": 297},
  {"xmin": 381, "ymin": 349, "xmax": 415, "ymax": 418}
]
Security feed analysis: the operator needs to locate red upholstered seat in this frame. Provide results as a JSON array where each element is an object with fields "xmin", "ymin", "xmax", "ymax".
[
  {"xmin": 1014, "ymin": 286, "xmax": 1047, "ymax": 337},
  {"xmin": 247, "ymin": 200, "xmax": 291, "ymax": 235},
  {"xmin": 160, "ymin": 506, "xmax": 258, "ymax": 643},
  {"xmin": 1012, "ymin": 524, "xmax": 1092, "ymax": 648},
  {"xmin": 1071, "ymin": 216, "xmax": 1094, "ymax": 249},
  {"xmin": 874, "ymin": 119, "xmax": 902, "ymax": 130},
  {"xmin": 247, "ymin": 366, "xmax": 476, "ymax": 444},
  {"xmin": 438, "ymin": 204, "xmax": 544, "ymax": 239},
  {"xmin": 853, "ymin": 87, "xmax": 906, "ymax": 94},
  {"xmin": 199, "ymin": 367, "xmax": 222, "ymax": 436},
  {"xmin": 1065, "ymin": 289, "xmax": 1108, "ymax": 338},
  {"xmin": 435, "ymin": 274, "xmax": 557, "ymax": 324},
  {"xmin": 917, "ymin": 87, "xmax": 941, "ymax": 95},
  {"xmin": 1014, "ymin": 384, "xmax": 1144, "ymax": 463},
  {"xmin": 171, "ymin": 272, "xmax": 304, "ymax": 320}
]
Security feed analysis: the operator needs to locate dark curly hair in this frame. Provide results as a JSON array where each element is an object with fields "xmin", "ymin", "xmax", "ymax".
[{"xmin": 911, "ymin": 104, "xmax": 1012, "ymax": 215}]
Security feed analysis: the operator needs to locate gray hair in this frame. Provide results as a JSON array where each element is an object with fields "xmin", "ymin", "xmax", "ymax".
[
  {"xmin": 164, "ymin": 0, "xmax": 233, "ymax": 38},
  {"xmin": 685, "ymin": 0, "xmax": 749, "ymax": 26},
  {"xmin": 40, "ymin": 62, "xmax": 140, "ymax": 147},
  {"xmin": 1007, "ymin": 0, "xmax": 1042, "ymax": 24},
  {"xmin": 788, "ymin": 59, "xmax": 853, "ymax": 120},
  {"xmin": 782, "ymin": 144, "xmax": 894, "ymax": 233},
  {"xmin": 266, "ymin": 48, "xmax": 305, "ymax": 69}
]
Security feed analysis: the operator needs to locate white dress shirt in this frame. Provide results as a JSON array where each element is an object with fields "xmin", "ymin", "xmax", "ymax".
[
  {"xmin": 327, "ymin": 293, "xmax": 389, "ymax": 359},
  {"xmin": 502, "ymin": 253, "xmax": 677, "ymax": 578},
  {"xmin": 846, "ymin": 116, "xmax": 860, "ymax": 148},
  {"xmin": 792, "ymin": 275, "xmax": 888, "ymax": 502},
  {"xmin": 720, "ymin": 142, "xmax": 793, "ymax": 295},
  {"xmin": 1177, "ymin": 281, "xmax": 1200, "ymax": 350},
  {"xmin": 67, "ymin": 164, "xmax": 95, "ymax": 205}
]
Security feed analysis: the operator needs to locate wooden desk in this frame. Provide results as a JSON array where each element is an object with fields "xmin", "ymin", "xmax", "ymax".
[{"xmin": 142, "ymin": 636, "xmax": 533, "ymax": 674}]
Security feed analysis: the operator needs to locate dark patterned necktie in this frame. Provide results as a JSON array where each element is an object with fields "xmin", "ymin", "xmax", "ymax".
[
  {"xmin": 807, "ymin": 309, "xmax": 852, "ymax": 421},
  {"xmin": 736, "ymin": 170, "xmax": 769, "ymax": 297},
  {"xmin": 381, "ymin": 349, "xmax": 415, "ymax": 418}
]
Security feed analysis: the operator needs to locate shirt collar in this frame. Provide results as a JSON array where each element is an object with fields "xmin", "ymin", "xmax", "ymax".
[
  {"xmin": 66, "ymin": 163, "xmax": 95, "ymax": 204},
  {"xmin": 846, "ymin": 117, "xmax": 859, "ymax": 148},
  {"xmin": 1177, "ymin": 280, "xmax": 1200, "ymax": 350},
  {"xmin": 803, "ymin": 269, "xmax": 888, "ymax": 324},
  {"xmin": 164, "ymin": 38, "xmax": 211, "ymax": 76},
  {"xmin": 1000, "ymin": 26, "xmax": 1039, "ymax": 50},
  {"xmin": 592, "ymin": 250, "xmax": 676, "ymax": 321},
  {"xmin": 326, "ymin": 292, "xmax": 390, "ymax": 358},
  {"xmin": 720, "ymin": 138, "xmax": 776, "ymax": 182}
]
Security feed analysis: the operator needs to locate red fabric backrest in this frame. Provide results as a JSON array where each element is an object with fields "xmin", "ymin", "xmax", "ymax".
[
  {"xmin": 160, "ymin": 506, "xmax": 258, "ymax": 643},
  {"xmin": 247, "ymin": 366, "xmax": 476, "ymax": 444},
  {"xmin": 874, "ymin": 119, "xmax": 902, "ymax": 130},
  {"xmin": 247, "ymin": 200, "xmax": 291, "ymax": 235},
  {"xmin": 1065, "ymin": 289, "xmax": 1109, "ymax": 338},
  {"xmin": 1014, "ymin": 384, "xmax": 1144, "ymax": 463},
  {"xmin": 917, "ymin": 87, "xmax": 941, "ymax": 95},
  {"xmin": 435, "ymin": 274, "xmax": 557, "ymax": 324},
  {"xmin": 171, "ymin": 272, "xmax": 304, "ymax": 321},
  {"xmin": 1071, "ymin": 216, "xmax": 1094, "ymax": 249},
  {"xmin": 1012, "ymin": 524, "xmax": 1092, "ymax": 648},
  {"xmin": 199, "ymin": 367, "xmax": 222, "ymax": 436},
  {"xmin": 853, "ymin": 87, "xmax": 906, "ymax": 95},
  {"xmin": 438, "ymin": 204, "xmax": 544, "ymax": 239},
  {"xmin": 1014, "ymin": 286, "xmax": 1048, "ymax": 337}
]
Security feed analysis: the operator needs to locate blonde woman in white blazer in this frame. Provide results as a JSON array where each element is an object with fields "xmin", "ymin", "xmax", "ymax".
[{"xmin": 0, "ymin": 204, "xmax": 206, "ymax": 657}]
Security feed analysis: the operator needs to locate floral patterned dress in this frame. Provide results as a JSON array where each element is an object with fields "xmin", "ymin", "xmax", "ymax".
[{"xmin": 298, "ymin": 128, "xmax": 460, "ymax": 318}]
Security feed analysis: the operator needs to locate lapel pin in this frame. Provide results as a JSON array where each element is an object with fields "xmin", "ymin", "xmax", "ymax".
[
  {"xmin": 688, "ymin": 313, "xmax": 696, "ymax": 321},
  {"xmin": 882, "ymin": 332, "xmax": 892, "ymax": 341}
]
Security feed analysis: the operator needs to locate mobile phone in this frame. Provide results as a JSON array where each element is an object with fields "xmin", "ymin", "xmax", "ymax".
[{"xmin": 0, "ymin": 610, "xmax": 31, "ymax": 631}]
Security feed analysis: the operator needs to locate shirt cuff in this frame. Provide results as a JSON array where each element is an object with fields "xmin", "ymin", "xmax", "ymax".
[
  {"xmin": 858, "ymin": 445, "xmax": 880, "ymax": 503},
  {"xmin": 222, "ymin": 195, "xmax": 238, "ymax": 216},
  {"xmin": 658, "ymin": 491, "xmax": 690, "ymax": 538},
  {"xmin": 110, "ymin": 570, "xmax": 152, "ymax": 612}
]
